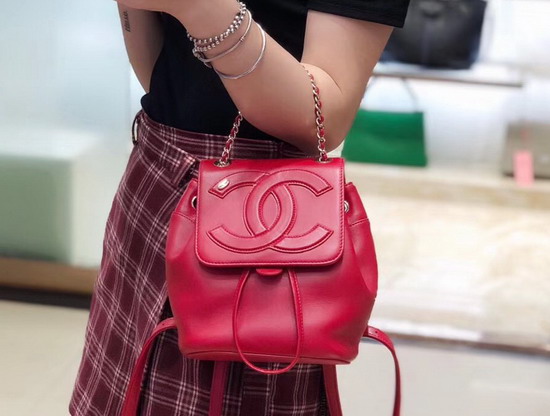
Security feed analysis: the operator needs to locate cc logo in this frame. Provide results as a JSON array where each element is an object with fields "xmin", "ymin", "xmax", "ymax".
[{"xmin": 207, "ymin": 170, "xmax": 334, "ymax": 253}]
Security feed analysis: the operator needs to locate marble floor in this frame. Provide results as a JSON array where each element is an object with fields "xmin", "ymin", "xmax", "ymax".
[{"xmin": 2, "ymin": 300, "xmax": 550, "ymax": 416}]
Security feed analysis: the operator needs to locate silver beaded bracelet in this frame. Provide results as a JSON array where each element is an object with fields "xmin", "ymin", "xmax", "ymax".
[
  {"xmin": 192, "ymin": 9, "xmax": 253, "ymax": 68},
  {"xmin": 213, "ymin": 22, "xmax": 267, "ymax": 80},
  {"xmin": 187, "ymin": 1, "xmax": 247, "ymax": 52}
]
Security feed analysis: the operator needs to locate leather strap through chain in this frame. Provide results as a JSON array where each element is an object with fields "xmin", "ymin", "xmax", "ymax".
[{"xmin": 215, "ymin": 64, "xmax": 329, "ymax": 166}]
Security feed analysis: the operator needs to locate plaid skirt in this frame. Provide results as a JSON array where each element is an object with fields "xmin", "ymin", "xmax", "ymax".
[{"xmin": 69, "ymin": 108, "xmax": 328, "ymax": 416}]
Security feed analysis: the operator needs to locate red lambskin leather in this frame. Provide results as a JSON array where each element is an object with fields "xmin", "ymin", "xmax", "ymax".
[{"xmin": 165, "ymin": 158, "xmax": 377, "ymax": 366}]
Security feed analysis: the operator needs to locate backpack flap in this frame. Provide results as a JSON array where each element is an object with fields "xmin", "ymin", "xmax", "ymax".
[{"xmin": 195, "ymin": 157, "xmax": 345, "ymax": 267}]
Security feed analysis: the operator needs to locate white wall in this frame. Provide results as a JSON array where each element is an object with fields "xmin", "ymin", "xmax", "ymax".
[
  {"xmin": 0, "ymin": 1, "xmax": 133, "ymax": 267},
  {"xmin": 0, "ymin": 0, "xmax": 132, "ymax": 141}
]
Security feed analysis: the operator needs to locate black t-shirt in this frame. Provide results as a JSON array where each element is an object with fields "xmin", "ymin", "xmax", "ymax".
[{"xmin": 140, "ymin": 0, "xmax": 410, "ymax": 141}]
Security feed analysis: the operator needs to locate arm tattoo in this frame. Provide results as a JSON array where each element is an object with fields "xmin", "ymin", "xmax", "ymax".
[{"xmin": 122, "ymin": 10, "xmax": 131, "ymax": 32}]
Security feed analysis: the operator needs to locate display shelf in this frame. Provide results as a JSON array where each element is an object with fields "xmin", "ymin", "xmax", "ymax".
[
  {"xmin": 373, "ymin": 61, "xmax": 525, "ymax": 88},
  {"xmin": 0, "ymin": 257, "xmax": 97, "ymax": 295},
  {"xmin": 344, "ymin": 161, "xmax": 550, "ymax": 210}
]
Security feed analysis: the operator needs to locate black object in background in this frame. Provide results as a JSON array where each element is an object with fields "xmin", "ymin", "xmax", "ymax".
[
  {"xmin": 382, "ymin": 0, "xmax": 487, "ymax": 69},
  {"xmin": 0, "ymin": 286, "xmax": 92, "ymax": 309}
]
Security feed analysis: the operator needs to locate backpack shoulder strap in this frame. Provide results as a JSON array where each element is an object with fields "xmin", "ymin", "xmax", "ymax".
[
  {"xmin": 323, "ymin": 326, "xmax": 401, "ymax": 416},
  {"xmin": 121, "ymin": 318, "xmax": 178, "ymax": 416},
  {"xmin": 120, "ymin": 318, "xmax": 230, "ymax": 416},
  {"xmin": 122, "ymin": 322, "xmax": 400, "ymax": 416},
  {"xmin": 209, "ymin": 361, "xmax": 229, "ymax": 415}
]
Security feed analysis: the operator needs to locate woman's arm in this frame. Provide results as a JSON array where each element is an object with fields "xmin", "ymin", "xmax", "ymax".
[
  {"xmin": 114, "ymin": 0, "xmax": 392, "ymax": 154},
  {"xmin": 116, "ymin": 5, "xmax": 164, "ymax": 93},
  {"xmin": 172, "ymin": 1, "xmax": 393, "ymax": 155}
]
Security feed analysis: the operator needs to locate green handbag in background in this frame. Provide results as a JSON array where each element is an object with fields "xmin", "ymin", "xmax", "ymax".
[{"xmin": 342, "ymin": 78, "xmax": 428, "ymax": 167}]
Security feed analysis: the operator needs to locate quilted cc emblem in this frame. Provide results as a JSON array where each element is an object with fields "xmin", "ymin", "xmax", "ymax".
[{"xmin": 207, "ymin": 170, "xmax": 334, "ymax": 253}]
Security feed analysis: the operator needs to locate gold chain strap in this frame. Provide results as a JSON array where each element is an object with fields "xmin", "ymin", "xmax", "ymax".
[{"xmin": 215, "ymin": 64, "xmax": 329, "ymax": 166}]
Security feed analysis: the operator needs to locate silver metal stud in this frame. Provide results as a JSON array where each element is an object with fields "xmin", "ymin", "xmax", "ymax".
[
  {"xmin": 217, "ymin": 178, "xmax": 230, "ymax": 190},
  {"xmin": 344, "ymin": 200, "xmax": 349, "ymax": 213}
]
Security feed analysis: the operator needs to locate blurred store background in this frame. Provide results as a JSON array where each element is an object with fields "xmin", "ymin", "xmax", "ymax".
[{"xmin": 1, "ymin": 0, "xmax": 549, "ymax": 415}]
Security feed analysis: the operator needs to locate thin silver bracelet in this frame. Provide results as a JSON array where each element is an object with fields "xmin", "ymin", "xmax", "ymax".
[
  {"xmin": 187, "ymin": 1, "xmax": 246, "ymax": 52},
  {"xmin": 213, "ymin": 22, "xmax": 266, "ymax": 80},
  {"xmin": 193, "ymin": 9, "xmax": 253, "ymax": 68}
]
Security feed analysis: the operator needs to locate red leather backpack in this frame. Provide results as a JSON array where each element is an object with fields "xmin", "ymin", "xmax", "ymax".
[{"xmin": 121, "ymin": 66, "xmax": 401, "ymax": 416}]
